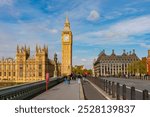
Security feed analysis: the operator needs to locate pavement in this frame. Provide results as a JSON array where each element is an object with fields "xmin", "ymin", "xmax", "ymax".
[
  {"xmin": 32, "ymin": 78, "xmax": 111, "ymax": 100},
  {"xmin": 32, "ymin": 80, "xmax": 84, "ymax": 100},
  {"xmin": 82, "ymin": 80, "xmax": 108, "ymax": 100}
]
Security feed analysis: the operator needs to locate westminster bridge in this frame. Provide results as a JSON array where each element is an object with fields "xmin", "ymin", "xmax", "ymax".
[{"xmin": 0, "ymin": 76, "xmax": 150, "ymax": 100}]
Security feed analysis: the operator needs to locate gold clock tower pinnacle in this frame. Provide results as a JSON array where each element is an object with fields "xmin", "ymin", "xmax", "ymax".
[{"xmin": 61, "ymin": 16, "xmax": 73, "ymax": 76}]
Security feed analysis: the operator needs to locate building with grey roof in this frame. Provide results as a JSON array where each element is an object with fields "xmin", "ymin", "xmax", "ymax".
[{"xmin": 93, "ymin": 49, "xmax": 139, "ymax": 77}]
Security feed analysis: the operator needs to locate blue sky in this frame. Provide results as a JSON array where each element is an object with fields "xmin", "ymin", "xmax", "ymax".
[{"xmin": 0, "ymin": 0, "xmax": 150, "ymax": 69}]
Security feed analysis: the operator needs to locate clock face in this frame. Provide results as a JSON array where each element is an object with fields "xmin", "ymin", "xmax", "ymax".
[{"xmin": 64, "ymin": 35, "xmax": 69, "ymax": 41}]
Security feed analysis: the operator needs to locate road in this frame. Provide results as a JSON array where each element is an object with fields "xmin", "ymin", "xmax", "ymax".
[
  {"xmin": 101, "ymin": 77, "xmax": 150, "ymax": 100},
  {"xmin": 82, "ymin": 80, "xmax": 107, "ymax": 100},
  {"xmin": 101, "ymin": 77, "xmax": 150, "ymax": 91}
]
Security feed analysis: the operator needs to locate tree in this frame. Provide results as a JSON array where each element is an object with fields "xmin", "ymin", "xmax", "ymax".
[
  {"xmin": 72, "ymin": 66, "xmax": 93, "ymax": 76},
  {"xmin": 72, "ymin": 66, "xmax": 83, "ymax": 74},
  {"xmin": 128, "ymin": 60, "xmax": 147, "ymax": 77}
]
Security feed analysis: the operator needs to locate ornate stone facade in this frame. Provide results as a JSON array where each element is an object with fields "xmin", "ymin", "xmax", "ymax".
[
  {"xmin": 0, "ymin": 45, "xmax": 56, "ymax": 83},
  {"xmin": 93, "ymin": 49, "xmax": 139, "ymax": 77}
]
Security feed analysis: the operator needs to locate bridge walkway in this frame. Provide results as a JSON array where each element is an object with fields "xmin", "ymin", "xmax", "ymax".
[{"xmin": 32, "ymin": 80, "xmax": 83, "ymax": 100}]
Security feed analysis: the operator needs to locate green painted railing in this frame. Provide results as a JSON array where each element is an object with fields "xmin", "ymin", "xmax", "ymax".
[{"xmin": 0, "ymin": 77, "xmax": 64, "ymax": 100}]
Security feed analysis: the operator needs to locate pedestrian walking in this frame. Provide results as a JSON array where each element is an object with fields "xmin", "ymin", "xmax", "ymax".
[
  {"xmin": 64, "ymin": 76, "xmax": 67, "ymax": 84},
  {"xmin": 78, "ymin": 78, "xmax": 81, "ymax": 84},
  {"xmin": 67, "ymin": 76, "xmax": 70, "ymax": 84}
]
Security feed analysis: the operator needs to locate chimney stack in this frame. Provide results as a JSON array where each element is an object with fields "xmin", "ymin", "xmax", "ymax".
[
  {"xmin": 112, "ymin": 49, "xmax": 115, "ymax": 54},
  {"xmin": 133, "ymin": 49, "xmax": 135, "ymax": 54},
  {"xmin": 123, "ymin": 49, "xmax": 126, "ymax": 54},
  {"xmin": 103, "ymin": 49, "xmax": 105, "ymax": 53}
]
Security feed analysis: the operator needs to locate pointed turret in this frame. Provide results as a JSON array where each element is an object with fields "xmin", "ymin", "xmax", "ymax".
[
  {"xmin": 21, "ymin": 46, "xmax": 23, "ymax": 51},
  {"xmin": 25, "ymin": 44, "xmax": 27, "ymax": 50},
  {"xmin": 39, "ymin": 45, "xmax": 41, "ymax": 52},
  {"xmin": 54, "ymin": 53, "xmax": 57, "ymax": 62},
  {"xmin": 17, "ymin": 45, "xmax": 19, "ymax": 53},
  {"xmin": 122, "ymin": 49, "xmax": 127, "ymax": 56},
  {"xmin": 63, "ymin": 16, "xmax": 71, "ymax": 31},
  {"xmin": 65, "ymin": 16, "xmax": 70, "ymax": 24},
  {"xmin": 44, "ymin": 44, "xmax": 46, "ymax": 50},
  {"xmin": 46, "ymin": 45, "xmax": 48, "ymax": 53},
  {"xmin": 27, "ymin": 46, "xmax": 30, "ymax": 54},
  {"xmin": 36, "ymin": 44, "xmax": 38, "ymax": 53}
]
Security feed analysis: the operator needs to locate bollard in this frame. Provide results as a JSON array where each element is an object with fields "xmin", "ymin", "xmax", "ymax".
[
  {"xmin": 103, "ymin": 79, "xmax": 105, "ymax": 90},
  {"xmin": 99, "ymin": 79, "xmax": 101, "ymax": 88},
  {"xmin": 100, "ymin": 79, "xmax": 102, "ymax": 89},
  {"xmin": 102, "ymin": 79, "xmax": 105, "ymax": 90},
  {"xmin": 122, "ymin": 84, "xmax": 126, "ymax": 100},
  {"xmin": 106, "ymin": 80, "xmax": 108, "ymax": 93},
  {"xmin": 104, "ymin": 80, "xmax": 106, "ymax": 91},
  {"xmin": 112, "ymin": 82, "xmax": 115, "ymax": 98},
  {"xmin": 116, "ymin": 83, "xmax": 120, "ymax": 100},
  {"xmin": 131, "ymin": 87, "xmax": 136, "ymax": 100},
  {"xmin": 143, "ymin": 90, "xmax": 149, "ymax": 100},
  {"xmin": 109, "ymin": 81, "xmax": 111, "ymax": 95}
]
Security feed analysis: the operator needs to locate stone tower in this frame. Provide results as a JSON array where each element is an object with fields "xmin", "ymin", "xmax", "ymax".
[
  {"xmin": 61, "ymin": 16, "xmax": 73, "ymax": 76},
  {"xmin": 53, "ymin": 53, "xmax": 58, "ymax": 77},
  {"xmin": 35, "ymin": 45, "xmax": 48, "ymax": 80},
  {"xmin": 16, "ymin": 45, "xmax": 30, "ymax": 82}
]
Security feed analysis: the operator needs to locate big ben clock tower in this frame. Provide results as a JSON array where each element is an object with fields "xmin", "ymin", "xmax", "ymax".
[{"xmin": 61, "ymin": 16, "xmax": 73, "ymax": 76}]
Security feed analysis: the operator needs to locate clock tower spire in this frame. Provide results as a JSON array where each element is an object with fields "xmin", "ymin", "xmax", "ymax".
[
  {"xmin": 64, "ymin": 16, "xmax": 71, "ymax": 31},
  {"xmin": 61, "ymin": 16, "xmax": 73, "ymax": 76}
]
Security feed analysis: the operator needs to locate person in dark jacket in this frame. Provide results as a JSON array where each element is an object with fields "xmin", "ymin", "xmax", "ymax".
[{"xmin": 67, "ymin": 75, "xmax": 70, "ymax": 84}]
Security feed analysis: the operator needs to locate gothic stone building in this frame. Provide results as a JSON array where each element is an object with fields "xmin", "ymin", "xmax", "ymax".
[
  {"xmin": 93, "ymin": 49, "xmax": 139, "ymax": 77},
  {"xmin": 0, "ymin": 45, "xmax": 56, "ymax": 83}
]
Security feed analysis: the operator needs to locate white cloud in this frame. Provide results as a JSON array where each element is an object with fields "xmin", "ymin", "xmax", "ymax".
[
  {"xmin": 96, "ymin": 15, "xmax": 150, "ymax": 38},
  {"xmin": 140, "ymin": 43, "xmax": 150, "ymax": 49},
  {"xmin": 81, "ymin": 58, "xmax": 87, "ymax": 62},
  {"xmin": 105, "ymin": 11, "xmax": 122, "ymax": 20},
  {"xmin": 64, "ymin": 0, "xmax": 101, "ymax": 21},
  {"xmin": 49, "ymin": 29, "xmax": 58, "ymax": 34},
  {"xmin": 87, "ymin": 10, "xmax": 100, "ymax": 21},
  {"xmin": 76, "ymin": 15, "xmax": 150, "ymax": 45}
]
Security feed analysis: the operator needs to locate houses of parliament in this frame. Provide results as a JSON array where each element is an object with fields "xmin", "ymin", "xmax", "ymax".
[
  {"xmin": 0, "ymin": 17, "xmax": 73, "ymax": 83},
  {"xmin": 0, "ymin": 16, "xmax": 74, "ymax": 83},
  {"xmin": 0, "ymin": 45, "xmax": 61, "ymax": 83}
]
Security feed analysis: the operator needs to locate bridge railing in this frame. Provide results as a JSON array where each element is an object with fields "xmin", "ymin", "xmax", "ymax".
[
  {"xmin": 99, "ymin": 75, "xmax": 150, "ymax": 80},
  {"xmin": 0, "ymin": 77, "xmax": 64, "ymax": 100},
  {"xmin": 88, "ymin": 78, "xmax": 149, "ymax": 100}
]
